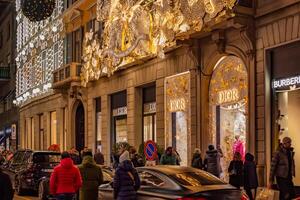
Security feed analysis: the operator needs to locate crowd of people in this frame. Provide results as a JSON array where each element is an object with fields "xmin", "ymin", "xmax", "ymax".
[{"xmin": 0, "ymin": 136, "xmax": 297, "ymax": 200}]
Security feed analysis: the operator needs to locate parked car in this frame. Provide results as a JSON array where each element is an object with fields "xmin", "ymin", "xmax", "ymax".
[
  {"xmin": 1, "ymin": 149, "xmax": 61, "ymax": 198},
  {"xmin": 98, "ymin": 165, "xmax": 249, "ymax": 200}
]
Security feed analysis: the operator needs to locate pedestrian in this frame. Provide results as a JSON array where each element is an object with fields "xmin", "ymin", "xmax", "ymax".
[
  {"xmin": 113, "ymin": 150, "xmax": 141, "ymax": 200},
  {"xmin": 0, "ymin": 168, "xmax": 14, "ymax": 200},
  {"xmin": 173, "ymin": 148, "xmax": 181, "ymax": 165},
  {"xmin": 203, "ymin": 145, "xmax": 222, "ymax": 177},
  {"xmin": 244, "ymin": 153, "xmax": 258, "ymax": 200},
  {"xmin": 160, "ymin": 147, "xmax": 177, "ymax": 165},
  {"xmin": 129, "ymin": 147, "xmax": 144, "ymax": 167},
  {"xmin": 70, "ymin": 147, "xmax": 81, "ymax": 165},
  {"xmin": 191, "ymin": 148, "xmax": 203, "ymax": 169},
  {"xmin": 50, "ymin": 151, "xmax": 83, "ymax": 200},
  {"xmin": 269, "ymin": 137, "xmax": 295, "ymax": 200},
  {"xmin": 78, "ymin": 150, "xmax": 103, "ymax": 200},
  {"xmin": 228, "ymin": 152, "xmax": 244, "ymax": 189},
  {"xmin": 94, "ymin": 148, "xmax": 104, "ymax": 165}
]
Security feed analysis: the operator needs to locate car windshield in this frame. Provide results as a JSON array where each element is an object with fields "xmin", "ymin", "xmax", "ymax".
[
  {"xmin": 173, "ymin": 171, "xmax": 225, "ymax": 186},
  {"xmin": 33, "ymin": 153, "xmax": 61, "ymax": 163}
]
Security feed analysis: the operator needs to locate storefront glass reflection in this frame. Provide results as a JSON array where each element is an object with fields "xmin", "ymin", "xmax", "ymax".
[{"xmin": 209, "ymin": 56, "xmax": 248, "ymax": 181}]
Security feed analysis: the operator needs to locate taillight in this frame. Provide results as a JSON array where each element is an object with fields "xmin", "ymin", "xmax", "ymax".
[
  {"xmin": 241, "ymin": 192, "xmax": 249, "ymax": 200},
  {"xmin": 177, "ymin": 198, "xmax": 207, "ymax": 200}
]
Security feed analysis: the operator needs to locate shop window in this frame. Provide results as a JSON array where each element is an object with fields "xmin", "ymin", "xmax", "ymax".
[
  {"xmin": 39, "ymin": 114, "xmax": 44, "ymax": 150},
  {"xmin": 50, "ymin": 111, "xmax": 57, "ymax": 145},
  {"xmin": 165, "ymin": 72, "xmax": 190, "ymax": 166},
  {"xmin": 209, "ymin": 56, "xmax": 248, "ymax": 182},
  {"xmin": 268, "ymin": 41, "xmax": 300, "ymax": 186},
  {"xmin": 95, "ymin": 97, "xmax": 102, "ymax": 150},
  {"xmin": 111, "ymin": 91, "xmax": 127, "ymax": 145},
  {"xmin": 142, "ymin": 86, "xmax": 156, "ymax": 142}
]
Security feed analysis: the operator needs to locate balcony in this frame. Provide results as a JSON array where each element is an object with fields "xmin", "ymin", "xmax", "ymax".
[
  {"xmin": 0, "ymin": 67, "xmax": 10, "ymax": 80},
  {"xmin": 52, "ymin": 63, "xmax": 82, "ymax": 89}
]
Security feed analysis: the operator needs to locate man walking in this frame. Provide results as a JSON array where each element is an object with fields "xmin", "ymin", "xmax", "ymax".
[
  {"xmin": 94, "ymin": 148, "xmax": 104, "ymax": 165},
  {"xmin": 269, "ymin": 137, "xmax": 295, "ymax": 200}
]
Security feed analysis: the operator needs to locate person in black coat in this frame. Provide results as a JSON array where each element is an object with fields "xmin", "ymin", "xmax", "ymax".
[
  {"xmin": 244, "ymin": 153, "xmax": 258, "ymax": 200},
  {"xmin": 0, "ymin": 168, "xmax": 14, "ymax": 200},
  {"xmin": 228, "ymin": 152, "xmax": 244, "ymax": 189},
  {"xmin": 192, "ymin": 148, "xmax": 203, "ymax": 169},
  {"xmin": 113, "ymin": 151, "xmax": 141, "ymax": 200}
]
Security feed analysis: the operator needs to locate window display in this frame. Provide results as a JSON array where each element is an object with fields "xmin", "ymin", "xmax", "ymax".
[
  {"xmin": 209, "ymin": 56, "xmax": 248, "ymax": 181},
  {"xmin": 165, "ymin": 72, "xmax": 190, "ymax": 166}
]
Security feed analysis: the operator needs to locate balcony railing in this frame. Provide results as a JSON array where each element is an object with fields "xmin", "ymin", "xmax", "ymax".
[
  {"xmin": 0, "ymin": 67, "xmax": 10, "ymax": 80},
  {"xmin": 52, "ymin": 63, "xmax": 82, "ymax": 89}
]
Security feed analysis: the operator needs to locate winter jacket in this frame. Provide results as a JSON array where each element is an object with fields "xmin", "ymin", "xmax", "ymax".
[
  {"xmin": 50, "ymin": 158, "xmax": 83, "ymax": 195},
  {"xmin": 204, "ymin": 150, "xmax": 221, "ymax": 177},
  {"xmin": 228, "ymin": 160, "xmax": 244, "ymax": 188},
  {"xmin": 192, "ymin": 153, "xmax": 203, "ymax": 169},
  {"xmin": 244, "ymin": 160, "xmax": 258, "ymax": 189},
  {"xmin": 269, "ymin": 145, "xmax": 295, "ymax": 183},
  {"xmin": 113, "ymin": 160, "xmax": 141, "ymax": 200},
  {"xmin": 94, "ymin": 152, "xmax": 104, "ymax": 165},
  {"xmin": 78, "ymin": 156, "xmax": 103, "ymax": 200},
  {"xmin": 160, "ymin": 153, "xmax": 177, "ymax": 165},
  {"xmin": 0, "ymin": 169, "xmax": 14, "ymax": 200},
  {"xmin": 70, "ymin": 153, "xmax": 81, "ymax": 165}
]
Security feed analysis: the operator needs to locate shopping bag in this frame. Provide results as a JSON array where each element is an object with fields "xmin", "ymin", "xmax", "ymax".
[{"xmin": 256, "ymin": 188, "xmax": 279, "ymax": 200}]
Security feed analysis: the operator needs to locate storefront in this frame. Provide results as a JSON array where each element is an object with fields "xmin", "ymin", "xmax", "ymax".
[
  {"xmin": 268, "ymin": 40, "xmax": 300, "ymax": 187},
  {"xmin": 142, "ymin": 86, "xmax": 156, "ymax": 142},
  {"xmin": 111, "ymin": 91, "xmax": 127, "ymax": 145},
  {"xmin": 209, "ymin": 56, "xmax": 248, "ymax": 181},
  {"xmin": 165, "ymin": 72, "xmax": 191, "ymax": 166}
]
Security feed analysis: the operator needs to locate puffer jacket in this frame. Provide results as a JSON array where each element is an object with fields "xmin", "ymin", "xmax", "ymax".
[
  {"xmin": 204, "ymin": 149, "xmax": 221, "ymax": 177},
  {"xmin": 269, "ymin": 145, "xmax": 295, "ymax": 183},
  {"xmin": 113, "ymin": 160, "xmax": 141, "ymax": 200},
  {"xmin": 78, "ymin": 156, "xmax": 103, "ymax": 200},
  {"xmin": 191, "ymin": 153, "xmax": 203, "ymax": 169},
  {"xmin": 50, "ymin": 158, "xmax": 82, "ymax": 195},
  {"xmin": 160, "ymin": 153, "xmax": 177, "ymax": 165}
]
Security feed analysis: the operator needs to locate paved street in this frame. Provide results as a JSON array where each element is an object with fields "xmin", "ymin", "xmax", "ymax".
[{"xmin": 14, "ymin": 195, "xmax": 39, "ymax": 200}]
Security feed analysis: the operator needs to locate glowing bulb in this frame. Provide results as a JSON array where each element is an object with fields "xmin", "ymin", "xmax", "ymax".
[{"xmin": 52, "ymin": 26, "xmax": 58, "ymax": 32}]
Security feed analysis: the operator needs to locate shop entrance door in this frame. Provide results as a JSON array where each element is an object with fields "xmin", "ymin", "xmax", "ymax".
[{"xmin": 75, "ymin": 102, "xmax": 85, "ymax": 152}]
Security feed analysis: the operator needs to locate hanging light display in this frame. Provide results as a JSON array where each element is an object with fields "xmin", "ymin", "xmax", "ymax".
[{"xmin": 21, "ymin": 0, "xmax": 56, "ymax": 22}]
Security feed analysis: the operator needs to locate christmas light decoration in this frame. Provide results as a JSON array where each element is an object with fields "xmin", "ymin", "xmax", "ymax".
[
  {"xmin": 15, "ymin": 0, "xmax": 64, "ymax": 106},
  {"xmin": 81, "ymin": 0, "xmax": 237, "ymax": 86},
  {"xmin": 21, "ymin": 0, "xmax": 56, "ymax": 22}
]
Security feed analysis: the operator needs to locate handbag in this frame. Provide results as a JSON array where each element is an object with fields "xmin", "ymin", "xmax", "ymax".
[{"xmin": 256, "ymin": 188, "xmax": 279, "ymax": 200}]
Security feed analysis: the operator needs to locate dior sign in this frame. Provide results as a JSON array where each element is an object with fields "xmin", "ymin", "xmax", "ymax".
[
  {"xmin": 218, "ymin": 88, "xmax": 239, "ymax": 104},
  {"xmin": 169, "ymin": 98, "xmax": 186, "ymax": 112}
]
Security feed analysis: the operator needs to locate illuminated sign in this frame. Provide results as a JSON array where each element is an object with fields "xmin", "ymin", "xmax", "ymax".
[
  {"xmin": 144, "ymin": 102, "xmax": 156, "ymax": 114},
  {"xmin": 273, "ymin": 75, "xmax": 300, "ymax": 90},
  {"xmin": 218, "ymin": 88, "xmax": 239, "ymax": 104},
  {"xmin": 113, "ymin": 106, "xmax": 127, "ymax": 116},
  {"xmin": 169, "ymin": 98, "xmax": 186, "ymax": 112}
]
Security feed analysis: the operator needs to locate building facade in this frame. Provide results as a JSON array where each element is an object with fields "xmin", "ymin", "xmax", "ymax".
[
  {"xmin": 16, "ymin": 0, "xmax": 300, "ymax": 188},
  {"xmin": 15, "ymin": 0, "xmax": 65, "ymax": 151},
  {"xmin": 0, "ymin": 1, "xmax": 18, "ymax": 151}
]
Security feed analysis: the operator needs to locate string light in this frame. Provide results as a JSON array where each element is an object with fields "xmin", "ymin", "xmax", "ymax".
[{"xmin": 21, "ymin": 0, "xmax": 56, "ymax": 22}]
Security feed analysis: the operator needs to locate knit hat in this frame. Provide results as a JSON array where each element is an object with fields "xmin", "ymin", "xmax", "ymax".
[{"xmin": 119, "ymin": 150, "xmax": 130, "ymax": 163}]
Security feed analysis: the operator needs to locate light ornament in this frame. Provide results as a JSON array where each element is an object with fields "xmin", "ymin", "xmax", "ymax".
[
  {"xmin": 21, "ymin": 0, "xmax": 56, "ymax": 22},
  {"xmin": 82, "ymin": 0, "xmax": 237, "ymax": 86}
]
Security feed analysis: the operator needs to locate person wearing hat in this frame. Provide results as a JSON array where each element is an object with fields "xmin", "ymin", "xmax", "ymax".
[
  {"xmin": 113, "ymin": 150, "xmax": 141, "ymax": 200},
  {"xmin": 204, "ymin": 145, "xmax": 223, "ymax": 177},
  {"xmin": 269, "ymin": 137, "xmax": 295, "ymax": 200},
  {"xmin": 192, "ymin": 148, "xmax": 203, "ymax": 169},
  {"xmin": 78, "ymin": 150, "xmax": 103, "ymax": 200}
]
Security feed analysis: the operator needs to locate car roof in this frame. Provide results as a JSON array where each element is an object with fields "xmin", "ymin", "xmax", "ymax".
[
  {"xmin": 138, "ymin": 165, "xmax": 200, "ymax": 175},
  {"xmin": 16, "ymin": 150, "xmax": 61, "ymax": 154}
]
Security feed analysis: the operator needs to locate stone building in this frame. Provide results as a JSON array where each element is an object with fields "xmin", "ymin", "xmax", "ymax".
[
  {"xmin": 0, "ymin": 1, "xmax": 18, "ymax": 151},
  {"xmin": 16, "ymin": 0, "xmax": 300, "ymax": 189}
]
